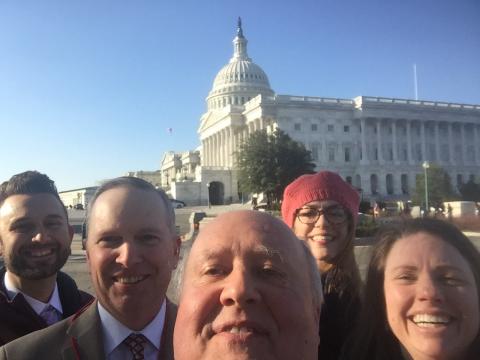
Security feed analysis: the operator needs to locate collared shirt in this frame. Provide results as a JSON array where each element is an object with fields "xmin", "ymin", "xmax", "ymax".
[
  {"xmin": 98, "ymin": 300, "xmax": 166, "ymax": 360},
  {"xmin": 4, "ymin": 271, "xmax": 63, "ymax": 316}
]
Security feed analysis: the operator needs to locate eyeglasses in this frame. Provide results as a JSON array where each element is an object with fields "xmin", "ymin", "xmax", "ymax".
[{"xmin": 296, "ymin": 205, "xmax": 348, "ymax": 225}]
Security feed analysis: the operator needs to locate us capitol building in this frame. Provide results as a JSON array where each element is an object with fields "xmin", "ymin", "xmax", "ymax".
[{"xmin": 130, "ymin": 19, "xmax": 480, "ymax": 206}]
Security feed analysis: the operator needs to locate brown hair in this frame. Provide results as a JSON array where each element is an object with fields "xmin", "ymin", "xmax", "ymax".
[{"xmin": 345, "ymin": 218, "xmax": 480, "ymax": 360}]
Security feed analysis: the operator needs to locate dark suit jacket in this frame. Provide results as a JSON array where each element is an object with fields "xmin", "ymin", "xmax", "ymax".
[
  {"xmin": 0, "ymin": 268, "xmax": 94, "ymax": 346},
  {"xmin": 0, "ymin": 299, "xmax": 177, "ymax": 360}
]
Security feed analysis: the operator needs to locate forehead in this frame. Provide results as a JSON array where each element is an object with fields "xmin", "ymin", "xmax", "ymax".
[
  {"xmin": 385, "ymin": 232, "xmax": 472, "ymax": 271},
  {"xmin": 0, "ymin": 193, "xmax": 65, "ymax": 220},
  {"xmin": 302, "ymin": 200, "xmax": 341, "ymax": 208},
  {"xmin": 88, "ymin": 186, "xmax": 169, "ymax": 231},
  {"xmin": 191, "ymin": 216, "xmax": 301, "ymax": 264}
]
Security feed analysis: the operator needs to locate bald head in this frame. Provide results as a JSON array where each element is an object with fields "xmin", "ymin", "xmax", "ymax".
[{"xmin": 174, "ymin": 210, "xmax": 321, "ymax": 360}]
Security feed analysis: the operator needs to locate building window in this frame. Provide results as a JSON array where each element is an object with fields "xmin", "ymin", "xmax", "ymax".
[
  {"xmin": 374, "ymin": 148, "xmax": 378, "ymax": 160},
  {"xmin": 346, "ymin": 176, "xmax": 352, "ymax": 184},
  {"xmin": 294, "ymin": 123, "xmax": 301, "ymax": 131},
  {"xmin": 401, "ymin": 174, "xmax": 409, "ymax": 194},
  {"xmin": 327, "ymin": 124, "xmax": 334, "ymax": 132},
  {"xmin": 311, "ymin": 143, "xmax": 319, "ymax": 161},
  {"xmin": 388, "ymin": 126, "xmax": 392, "ymax": 135},
  {"xmin": 311, "ymin": 123, "xmax": 318, "ymax": 131},
  {"xmin": 328, "ymin": 148, "xmax": 335, "ymax": 162},
  {"xmin": 344, "ymin": 148, "xmax": 350, "ymax": 162},
  {"xmin": 344, "ymin": 125, "xmax": 350, "ymax": 133}
]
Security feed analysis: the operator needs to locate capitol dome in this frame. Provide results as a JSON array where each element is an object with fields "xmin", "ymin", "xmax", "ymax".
[{"xmin": 206, "ymin": 19, "xmax": 274, "ymax": 111}]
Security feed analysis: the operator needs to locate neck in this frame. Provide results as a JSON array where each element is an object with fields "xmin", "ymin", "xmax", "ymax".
[
  {"xmin": 7, "ymin": 271, "xmax": 56, "ymax": 303},
  {"xmin": 317, "ymin": 260, "xmax": 332, "ymax": 273}
]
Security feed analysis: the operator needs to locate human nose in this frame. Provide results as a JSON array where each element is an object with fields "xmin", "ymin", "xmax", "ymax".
[
  {"xmin": 220, "ymin": 267, "xmax": 261, "ymax": 307},
  {"xmin": 313, "ymin": 210, "xmax": 329, "ymax": 228},
  {"xmin": 32, "ymin": 226, "xmax": 51, "ymax": 243},
  {"xmin": 417, "ymin": 273, "xmax": 443, "ymax": 302},
  {"xmin": 115, "ymin": 241, "xmax": 142, "ymax": 267}
]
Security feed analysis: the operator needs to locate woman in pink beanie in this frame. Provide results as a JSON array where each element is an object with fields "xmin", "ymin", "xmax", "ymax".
[{"xmin": 282, "ymin": 171, "xmax": 362, "ymax": 360}]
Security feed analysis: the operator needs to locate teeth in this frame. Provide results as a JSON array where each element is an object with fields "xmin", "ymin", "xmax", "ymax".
[
  {"xmin": 116, "ymin": 276, "xmax": 145, "ymax": 284},
  {"xmin": 312, "ymin": 235, "xmax": 332, "ymax": 241},
  {"xmin": 413, "ymin": 314, "xmax": 450, "ymax": 325},
  {"xmin": 29, "ymin": 249, "xmax": 53, "ymax": 257},
  {"xmin": 228, "ymin": 327, "xmax": 252, "ymax": 334}
]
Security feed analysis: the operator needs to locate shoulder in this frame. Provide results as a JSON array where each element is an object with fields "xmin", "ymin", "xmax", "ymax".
[{"xmin": 0, "ymin": 317, "xmax": 71, "ymax": 360}]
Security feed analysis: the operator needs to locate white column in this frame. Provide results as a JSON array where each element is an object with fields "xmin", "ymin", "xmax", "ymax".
[
  {"xmin": 231, "ymin": 128, "xmax": 237, "ymax": 167},
  {"xmin": 376, "ymin": 119, "xmax": 383, "ymax": 163},
  {"xmin": 202, "ymin": 140, "xmax": 208, "ymax": 166},
  {"xmin": 212, "ymin": 135, "xmax": 216, "ymax": 166},
  {"xmin": 460, "ymin": 123, "xmax": 467, "ymax": 164},
  {"xmin": 228, "ymin": 128, "xmax": 234, "ymax": 167},
  {"xmin": 435, "ymin": 122, "xmax": 440, "ymax": 163},
  {"xmin": 475, "ymin": 125, "xmax": 480, "ymax": 166},
  {"xmin": 406, "ymin": 120, "xmax": 413, "ymax": 164},
  {"xmin": 421, "ymin": 121, "xmax": 427, "ymax": 161},
  {"xmin": 392, "ymin": 120, "xmax": 398, "ymax": 163},
  {"xmin": 448, "ymin": 123, "xmax": 454, "ymax": 165},
  {"xmin": 220, "ymin": 130, "xmax": 226, "ymax": 167},
  {"xmin": 209, "ymin": 137, "xmax": 213, "ymax": 166},
  {"xmin": 360, "ymin": 118, "xmax": 368, "ymax": 164},
  {"xmin": 216, "ymin": 133, "xmax": 220, "ymax": 166}
]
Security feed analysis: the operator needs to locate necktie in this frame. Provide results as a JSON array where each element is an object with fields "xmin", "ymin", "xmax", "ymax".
[
  {"xmin": 123, "ymin": 333, "xmax": 147, "ymax": 360},
  {"xmin": 39, "ymin": 304, "xmax": 61, "ymax": 325}
]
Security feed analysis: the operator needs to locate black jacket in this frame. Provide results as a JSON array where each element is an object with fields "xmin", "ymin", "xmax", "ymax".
[{"xmin": 0, "ymin": 267, "xmax": 93, "ymax": 346}]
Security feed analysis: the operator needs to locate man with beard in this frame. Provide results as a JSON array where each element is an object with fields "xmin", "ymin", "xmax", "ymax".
[{"xmin": 0, "ymin": 171, "xmax": 93, "ymax": 345}]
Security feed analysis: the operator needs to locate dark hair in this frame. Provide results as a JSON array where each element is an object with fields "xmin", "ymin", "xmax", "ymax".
[
  {"xmin": 0, "ymin": 171, "xmax": 66, "ymax": 214},
  {"xmin": 345, "ymin": 218, "xmax": 480, "ymax": 360},
  {"xmin": 85, "ymin": 176, "xmax": 175, "ymax": 238}
]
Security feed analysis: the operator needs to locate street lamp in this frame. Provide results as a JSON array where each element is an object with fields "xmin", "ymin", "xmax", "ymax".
[
  {"xmin": 422, "ymin": 161, "xmax": 430, "ymax": 215},
  {"xmin": 206, "ymin": 182, "xmax": 211, "ymax": 209}
]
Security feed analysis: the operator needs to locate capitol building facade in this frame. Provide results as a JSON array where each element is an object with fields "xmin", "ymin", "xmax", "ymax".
[{"xmin": 155, "ymin": 20, "xmax": 480, "ymax": 206}]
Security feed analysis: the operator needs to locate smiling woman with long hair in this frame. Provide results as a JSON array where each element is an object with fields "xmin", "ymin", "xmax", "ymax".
[
  {"xmin": 343, "ymin": 218, "xmax": 480, "ymax": 360},
  {"xmin": 282, "ymin": 171, "xmax": 362, "ymax": 359}
]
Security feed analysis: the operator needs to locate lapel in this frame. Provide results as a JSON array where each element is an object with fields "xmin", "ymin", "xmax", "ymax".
[
  {"xmin": 159, "ymin": 300, "xmax": 177, "ymax": 360},
  {"xmin": 61, "ymin": 302, "xmax": 104, "ymax": 360}
]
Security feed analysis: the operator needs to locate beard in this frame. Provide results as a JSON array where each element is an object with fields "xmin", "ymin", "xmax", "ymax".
[{"xmin": 5, "ymin": 244, "xmax": 71, "ymax": 280}]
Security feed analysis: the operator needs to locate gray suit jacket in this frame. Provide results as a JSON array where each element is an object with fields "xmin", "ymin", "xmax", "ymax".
[{"xmin": 0, "ymin": 300, "xmax": 176, "ymax": 360}]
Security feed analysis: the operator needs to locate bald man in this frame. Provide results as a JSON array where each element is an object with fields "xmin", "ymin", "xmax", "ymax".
[{"xmin": 174, "ymin": 210, "xmax": 322, "ymax": 360}]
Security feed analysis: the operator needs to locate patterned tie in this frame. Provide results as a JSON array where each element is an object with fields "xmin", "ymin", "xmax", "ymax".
[
  {"xmin": 123, "ymin": 333, "xmax": 147, "ymax": 360},
  {"xmin": 39, "ymin": 304, "xmax": 61, "ymax": 325}
]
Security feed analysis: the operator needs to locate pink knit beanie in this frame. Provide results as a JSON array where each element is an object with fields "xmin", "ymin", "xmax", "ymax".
[{"xmin": 281, "ymin": 171, "xmax": 360, "ymax": 227}]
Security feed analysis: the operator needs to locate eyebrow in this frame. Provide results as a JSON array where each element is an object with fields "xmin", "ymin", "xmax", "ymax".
[
  {"xmin": 197, "ymin": 244, "xmax": 285, "ymax": 263},
  {"xmin": 390, "ymin": 264, "xmax": 467, "ymax": 273}
]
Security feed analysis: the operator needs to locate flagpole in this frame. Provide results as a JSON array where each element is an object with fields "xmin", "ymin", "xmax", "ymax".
[{"xmin": 413, "ymin": 63, "xmax": 418, "ymax": 100}]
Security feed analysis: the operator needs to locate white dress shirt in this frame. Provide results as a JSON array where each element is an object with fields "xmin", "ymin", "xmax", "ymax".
[
  {"xmin": 98, "ymin": 300, "xmax": 166, "ymax": 360},
  {"xmin": 4, "ymin": 271, "xmax": 63, "ymax": 317}
]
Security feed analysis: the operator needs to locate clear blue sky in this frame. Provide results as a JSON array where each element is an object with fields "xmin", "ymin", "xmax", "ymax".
[{"xmin": 1, "ymin": 0, "xmax": 479, "ymax": 191}]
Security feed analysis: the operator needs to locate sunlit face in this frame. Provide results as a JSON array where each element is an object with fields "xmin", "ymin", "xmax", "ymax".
[
  {"xmin": 292, "ymin": 200, "xmax": 349, "ymax": 267},
  {"xmin": 86, "ymin": 186, "xmax": 179, "ymax": 329},
  {"xmin": 384, "ymin": 232, "xmax": 479, "ymax": 360},
  {"xmin": 174, "ymin": 211, "xmax": 319, "ymax": 360},
  {"xmin": 0, "ymin": 193, "xmax": 73, "ymax": 281}
]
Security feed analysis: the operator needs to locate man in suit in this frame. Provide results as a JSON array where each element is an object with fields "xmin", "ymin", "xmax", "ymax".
[
  {"xmin": 173, "ymin": 210, "xmax": 323, "ymax": 360},
  {"xmin": 0, "ymin": 171, "xmax": 93, "ymax": 346},
  {"xmin": 0, "ymin": 176, "xmax": 181, "ymax": 359}
]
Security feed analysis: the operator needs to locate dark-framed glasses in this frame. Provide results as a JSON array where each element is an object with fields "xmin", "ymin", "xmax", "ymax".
[{"xmin": 296, "ymin": 205, "xmax": 348, "ymax": 225}]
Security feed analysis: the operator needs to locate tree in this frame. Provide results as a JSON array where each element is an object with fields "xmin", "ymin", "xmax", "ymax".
[
  {"xmin": 236, "ymin": 129, "xmax": 315, "ymax": 205},
  {"xmin": 412, "ymin": 164, "xmax": 458, "ymax": 209},
  {"xmin": 459, "ymin": 179, "xmax": 480, "ymax": 202}
]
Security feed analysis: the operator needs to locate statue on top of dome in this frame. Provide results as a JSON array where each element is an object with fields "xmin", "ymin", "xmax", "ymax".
[{"xmin": 237, "ymin": 17, "xmax": 244, "ymax": 37}]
